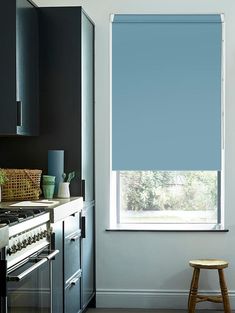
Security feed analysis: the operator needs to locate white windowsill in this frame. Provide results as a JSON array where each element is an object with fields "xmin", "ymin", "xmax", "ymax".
[{"xmin": 107, "ymin": 223, "xmax": 228, "ymax": 232}]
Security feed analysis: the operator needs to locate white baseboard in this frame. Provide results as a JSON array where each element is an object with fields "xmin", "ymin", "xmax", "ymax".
[{"xmin": 96, "ymin": 289, "xmax": 235, "ymax": 309}]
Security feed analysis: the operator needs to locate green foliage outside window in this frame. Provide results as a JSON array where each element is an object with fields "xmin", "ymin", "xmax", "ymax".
[{"xmin": 120, "ymin": 171, "xmax": 217, "ymax": 212}]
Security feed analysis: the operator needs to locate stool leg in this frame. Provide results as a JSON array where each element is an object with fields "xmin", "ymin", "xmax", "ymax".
[
  {"xmin": 188, "ymin": 268, "xmax": 200, "ymax": 313},
  {"xmin": 218, "ymin": 269, "xmax": 231, "ymax": 313}
]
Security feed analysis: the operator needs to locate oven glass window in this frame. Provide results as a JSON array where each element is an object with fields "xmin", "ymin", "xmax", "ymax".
[{"xmin": 7, "ymin": 252, "xmax": 51, "ymax": 313}]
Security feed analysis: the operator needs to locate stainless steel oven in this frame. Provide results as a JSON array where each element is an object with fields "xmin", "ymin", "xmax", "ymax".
[
  {"xmin": 0, "ymin": 207, "xmax": 59, "ymax": 313},
  {"xmin": 0, "ymin": 246, "xmax": 59, "ymax": 313}
]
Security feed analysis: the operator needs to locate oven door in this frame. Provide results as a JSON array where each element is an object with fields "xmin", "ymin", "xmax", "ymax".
[{"xmin": 0, "ymin": 247, "xmax": 59, "ymax": 313}]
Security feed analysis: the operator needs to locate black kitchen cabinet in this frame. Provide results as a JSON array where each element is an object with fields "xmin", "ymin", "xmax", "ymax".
[
  {"xmin": 0, "ymin": 0, "xmax": 39, "ymax": 136},
  {"xmin": 38, "ymin": 6, "xmax": 95, "ymax": 200},
  {"xmin": 38, "ymin": 12, "xmax": 96, "ymax": 310},
  {"xmin": 0, "ymin": 6, "xmax": 94, "ymax": 201}
]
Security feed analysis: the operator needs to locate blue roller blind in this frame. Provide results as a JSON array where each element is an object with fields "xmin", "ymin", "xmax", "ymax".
[{"xmin": 112, "ymin": 14, "xmax": 222, "ymax": 171}]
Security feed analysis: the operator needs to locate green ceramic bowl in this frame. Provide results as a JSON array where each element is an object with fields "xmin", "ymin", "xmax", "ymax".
[{"xmin": 42, "ymin": 175, "xmax": 56, "ymax": 182}]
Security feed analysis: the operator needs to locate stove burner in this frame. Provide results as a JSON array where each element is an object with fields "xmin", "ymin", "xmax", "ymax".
[
  {"xmin": 0, "ymin": 216, "xmax": 19, "ymax": 225},
  {"xmin": 0, "ymin": 208, "xmax": 46, "ymax": 226}
]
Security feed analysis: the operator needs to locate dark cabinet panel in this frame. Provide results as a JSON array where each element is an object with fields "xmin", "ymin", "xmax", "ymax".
[
  {"xmin": 81, "ymin": 12, "xmax": 95, "ymax": 202},
  {"xmin": 81, "ymin": 203, "xmax": 95, "ymax": 309},
  {"xmin": 0, "ymin": 0, "xmax": 16, "ymax": 134},
  {"xmin": 64, "ymin": 230, "xmax": 81, "ymax": 283},
  {"xmin": 16, "ymin": 0, "xmax": 39, "ymax": 135},
  {"xmin": 0, "ymin": 0, "xmax": 39, "ymax": 136},
  {"xmin": 65, "ymin": 271, "xmax": 82, "ymax": 313}
]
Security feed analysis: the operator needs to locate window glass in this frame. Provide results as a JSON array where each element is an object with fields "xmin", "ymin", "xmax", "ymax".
[{"xmin": 116, "ymin": 171, "xmax": 218, "ymax": 224}]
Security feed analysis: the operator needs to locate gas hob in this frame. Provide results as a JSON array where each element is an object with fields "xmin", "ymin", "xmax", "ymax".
[
  {"xmin": 0, "ymin": 207, "xmax": 51, "ymax": 268},
  {"xmin": 0, "ymin": 207, "xmax": 46, "ymax": 225}
]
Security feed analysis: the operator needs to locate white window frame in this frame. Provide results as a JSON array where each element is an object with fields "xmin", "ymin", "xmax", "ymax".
[{"xmin": 109, "ymin": 13, "xmax": 226, "ymax": 231}]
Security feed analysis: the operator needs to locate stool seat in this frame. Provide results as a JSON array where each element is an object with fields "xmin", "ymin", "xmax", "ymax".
[
  {"xmin": 188, "ymin": 258, "xmax": 231, "ymax": 313},
  {"xmin": 189, "ymin": 259, "xmax": 228, "ymax": 269}
]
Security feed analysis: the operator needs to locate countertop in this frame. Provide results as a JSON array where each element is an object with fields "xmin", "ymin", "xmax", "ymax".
[
  {"xmin": 0, "ymin": 197, "xmax": 83, "ymax": 223},
  {"xmin": 47, "ymin": 197, "xmax": 83, "ymax": 222}
]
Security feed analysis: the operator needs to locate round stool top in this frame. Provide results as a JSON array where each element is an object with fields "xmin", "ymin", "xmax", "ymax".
[{"xmin": 189, "ymin": 259, "xmax": 228, "ymax": 269}]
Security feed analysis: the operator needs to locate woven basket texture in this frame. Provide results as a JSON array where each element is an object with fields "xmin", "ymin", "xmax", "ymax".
[{"xmin": 1, "ymin": 169, "xmax": 42, "ymax": 201}]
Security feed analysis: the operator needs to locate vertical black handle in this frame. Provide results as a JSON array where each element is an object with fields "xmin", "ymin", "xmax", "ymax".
[
  {"xmin": 82, "ymin": 179, "xmax": 85, "ymax": 201},
  {"xmin": 51, "ymin": 232, "xmax": 56, "ymax": 250},
  {"xmin": 17, "ymin": 101, "xmax": 22, "ymax": 126},
  {"xmin": 81, "ymin": 216, "xmax": 86, "ymax": 238}
]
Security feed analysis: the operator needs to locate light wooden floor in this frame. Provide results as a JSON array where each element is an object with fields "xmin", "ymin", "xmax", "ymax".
[{"xmin": 87, "ymin": 309, "xmax": 233, "ymax": 313}]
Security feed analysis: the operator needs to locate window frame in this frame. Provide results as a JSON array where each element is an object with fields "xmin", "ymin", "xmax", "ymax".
[{"xmin": 109, "ymin": 14, "xmax": 226, "ymax": 231}]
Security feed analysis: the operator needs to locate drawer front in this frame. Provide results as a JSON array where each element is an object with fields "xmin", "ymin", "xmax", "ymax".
[
  {"xmin": 64, "ymin": 213, "xmax": 80, "ymax": 237},
  {"xmin": 65, "ymin": 270, "xmax": 82, "ymax": 313},
  {"xmin": 64, "ymin": 230, "xmax": 81, "ymax": 282}
]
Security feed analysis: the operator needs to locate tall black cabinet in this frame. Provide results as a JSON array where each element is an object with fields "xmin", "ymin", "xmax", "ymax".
[
  {"xmin": 0, "ymin": 0, "xmax": 39, "ymax": 136},
  {"xmin": 39, "ymin": 7, "xmax": 94, "ymax": 200},
  {"xmin": 39, "ymin": 7, "xmax": 95, "ymax": 313}
]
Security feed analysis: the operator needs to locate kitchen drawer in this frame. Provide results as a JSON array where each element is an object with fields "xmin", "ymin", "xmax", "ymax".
[
  {"xmin": 64, "ymin": 230, "xmax": 81, "ymax": 282},
  {"xmin": 64, "ymin": 213, "xmax": 80, "ymax": 237},
  {"xmin": 65, "ymin": 270, "xmax": 82, "ymax": 313}
]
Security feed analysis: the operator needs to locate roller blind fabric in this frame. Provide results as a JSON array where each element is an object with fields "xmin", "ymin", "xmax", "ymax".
[{"xmin": 112, "ymin": 14, "xmax": 223, "ymax": 171}]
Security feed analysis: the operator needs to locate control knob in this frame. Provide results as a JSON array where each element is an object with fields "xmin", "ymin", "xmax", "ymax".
[
  {"xmin": 11, "ymin": 244, "xmax": 17, "ymax": 254},
  {"xmin": 28, "ymin": 237, "xmax": 33, "ymax": 245},
  {"xmin": 7, "ymin": 247, "xmax": 13, "ymax": 255},
  {"xmin": 17, "ymin": 242, "xmax": 22, "ymax": 251},
  {"xmin": 32, "ymin": 235, "xmax": 37, "ymax": 243}
]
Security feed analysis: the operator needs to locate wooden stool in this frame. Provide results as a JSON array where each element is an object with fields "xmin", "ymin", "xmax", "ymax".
[{"xmin": 188, "ymin": 259, "xmax": 231, "ymax": 313}]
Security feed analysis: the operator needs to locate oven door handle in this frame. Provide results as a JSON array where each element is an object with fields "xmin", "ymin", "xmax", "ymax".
[{"xmin": 7, "ymin": 250, "xmax": 59, "ymax": 282}]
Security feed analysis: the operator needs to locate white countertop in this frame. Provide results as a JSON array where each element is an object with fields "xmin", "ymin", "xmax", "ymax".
[{"xmin": 0, "ymin": 197, "xmax": 83, "ymax": 223}]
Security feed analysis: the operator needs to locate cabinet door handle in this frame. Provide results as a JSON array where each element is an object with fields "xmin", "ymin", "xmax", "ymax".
[
  {"xmin": 70, "ymin": 271, "xmax": 82, "ymax": 286},
  {"xmin": 82, "ymin": 179, "xmax": 85, "ymax": 200},
  {"xmin": 70, "ymin": 235, "xmax": 79, "ymax": 241},
  {"xmin": 71, "ymin": 277, "xmax": 79, "ymax": 286},
  {"xmin": 81, "ymin": 216, "xmax": 86, "ymax": 238},
  {"xmin": 16, "ymin": 101, "xmax": 22, "ymax": 127}
]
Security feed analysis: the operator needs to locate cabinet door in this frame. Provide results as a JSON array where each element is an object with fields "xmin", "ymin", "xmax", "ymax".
[
  {"xmin": 64, "ymin": 214, "xmax": 81, "ymax": 282},
  {"xmin": 0, "ymin": 0, "xmax": 17, "ymax": 134},
  {"xmin": 81, "ymin": 204, "xmax": 95, "ymax": 309},
  {"xmin": 16, "ymin": 0, "xmax": 39, "ymax": 135},
  {"xmin": 64, "ymin": 230, "xmax": 81, "ymax": 283},
  {"xmin": 65, "ymin": 270, "xmax": 82, "ymax": 313},
  {"xmin": 81, "ymin": 11, "xmax": 94, "ymax": 201}
]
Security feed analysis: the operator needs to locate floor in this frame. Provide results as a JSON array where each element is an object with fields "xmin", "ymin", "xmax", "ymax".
[{"xmin": 86, "ymin": 309, "xmax": 231, "ymax": 313}]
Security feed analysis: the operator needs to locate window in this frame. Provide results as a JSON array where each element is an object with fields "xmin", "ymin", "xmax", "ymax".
[
  {"xmin": 116, "ymin": 171, "xmax": 219, "ymax": 224},
  {"xmin": 111, "ymin": 14, "xmax": 224, "ymax": 229}
]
